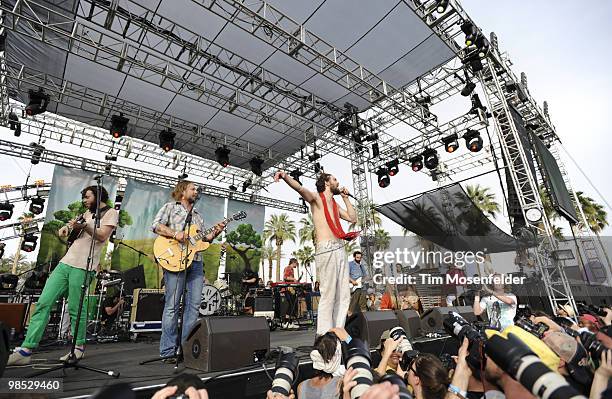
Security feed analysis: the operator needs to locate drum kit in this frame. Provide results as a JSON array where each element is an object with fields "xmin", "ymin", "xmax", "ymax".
[
  {"xmin": 86, "ymin": 269, "xmax": 131, "ymax": 342},
  {"xmin": 200, "ymin": 272, "xmax": 241, "ymax": 317}
]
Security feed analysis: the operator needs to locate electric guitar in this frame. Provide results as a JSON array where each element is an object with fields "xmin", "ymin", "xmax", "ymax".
[
  {"xmin": 153, "ymin": 211, "xmax": 246, "ymax": 272},
  {"xmin": 349, "ymin": 277, "xmax": 363, "ymax": 293}
]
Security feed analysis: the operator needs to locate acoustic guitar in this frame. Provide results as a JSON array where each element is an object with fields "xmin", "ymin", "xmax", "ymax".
[{"xmin": 153, "ymin": 211, "xmax": 246, "ymax": 272}]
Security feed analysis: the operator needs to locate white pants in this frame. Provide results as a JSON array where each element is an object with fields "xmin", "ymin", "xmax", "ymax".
[{"xmin": 315, "ymin": 240, "xmax": 350, "ymax": 335}]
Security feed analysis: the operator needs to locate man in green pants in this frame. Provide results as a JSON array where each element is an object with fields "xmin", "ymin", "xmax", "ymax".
[{"xmin": 8, "ymin": 185, "xmax": 118, "ymax": 365}]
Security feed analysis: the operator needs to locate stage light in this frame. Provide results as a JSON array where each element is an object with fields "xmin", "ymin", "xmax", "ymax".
[
  {"xmin": 21, "ymin": 233, "xmax": 38, "ymax": 252},
  {"xmin": 0, "ymin": 242, "xmax": 4, "ymax": 259},
  {"xmin": 110, "ymin": 114, "xmax": 129, "ymax": 139},
  {"xmin": 371, "ymin": 142, "xmax": 380, "ymax": 157},
  {"xmin": 242, "ymin": 179, "xmax": 252, "ymax": 192},
  {"xmin": 460, "ymin": 21, "xmax": 478, "ymax": 46},
  {"xmin": 25, "ymin": 88, "xmax": 50, "ymax": 116},
  {"xmin": 30, "ymin": 143, "xmax": 44, "ymax": 165},
  {"xmin": 159, "ymin": 129, "xmax": 175, "ymax": 152},
  {"xmin": 442, "ymin": 134, "xmax": 459, "ymax": 153},
  {"xmin": 422, "ymin": 148, "xmax": 439, "ymax": 170},
  {"xmin": 249, "ymin": 157, "xmax": 264, "ymax": 176},
  {"xmin": 461, "ymin": 81, "xmax": 476, "ymax": 97},
  {"xmin": 364, "ymin": 133, "xmax": 379, "ymax": 142},
  {"xmin": 178, "ymin": 172, "xmax": 188, "ymax": 180},
  {"xmin": 376, "ymin": 167, "xmax": 390, "ymax": 188},
  {"xmin": 308, "ymin": 152, "xmax": 321, "ymax": 162},
  {"xmin": 29, "ymin": 197, "xmax": 45, "ymax": 215},
  {"xmin": 314, "ymin": 162, "xmax": 322, "ymax": 174},
  {"xmin": 215, "ymin": 146, "xmax": 230, "ymax": 167},
  {"xmin": 464, "ymin": 129, "xmax": 483, "ymax": 152},
  {"xmin": 0, "ymin": 202, "xmax": 14, "ymax": 221},
  {"xmin": 436, "ymin": 0, "xmax": 449, "ymax": 13},
  {"xmin": 8, "ymin": 111, "xmax": 21, "ymax": 136},
  {"xmin": 475, "ymin": 35, "xmax": 490, "ymax": 58},
  {"xmin": 289, "ymin": 169, "xmax": 303, "ymax": 184},
  {"xmin": 105, "ymin": 154, "xmax": 117, "ymax": 162},
  {"xmin": 386, "ymin": 159, "xmax": 399, "ymax": 176},
  {"xmin": 470, "ymin": 93, "xmax": 485, "ymax": 114},
  {"xmin": 337, "ymin": 121, "xmax": 352, "ymax": 137},
  {"xmin": 410, "ymin": 155, "xmax": 423, "ymax": 172}
]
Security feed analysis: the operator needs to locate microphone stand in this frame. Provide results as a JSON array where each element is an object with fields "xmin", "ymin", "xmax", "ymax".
[{"xmin": 29, "ymin": 175, "xmax": 118, "ymax": 378}]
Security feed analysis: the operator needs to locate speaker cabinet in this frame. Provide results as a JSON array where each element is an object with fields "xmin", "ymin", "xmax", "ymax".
[
  {"xmin": 396, "ymin": 310, "xmax": 422, "ymax": 337},
  {"xmin": 183, "ymin": 316, "xmax": 269, "ymax": 372},
  {"xmin": 420, "ymin": 306, "xmax": 476, "ymax": 333},
  {"xmin": 346, "ymin": 311, "xmax": 399, "ymax": 349}
]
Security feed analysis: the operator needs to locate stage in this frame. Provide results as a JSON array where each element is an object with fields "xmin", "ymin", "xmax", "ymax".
[{"xmin": 3, "ymin": 330, "xmax": 318, "ymax": 399}]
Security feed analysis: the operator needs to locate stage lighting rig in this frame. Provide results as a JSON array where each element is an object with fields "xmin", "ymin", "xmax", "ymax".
[
  {"xmin": 461, "ymin": 69, "xmax": 476, "ymax": 97},
  {"xmin": 0, "ymin": 242, "xmax": 4, "ymax": 259},
  {"xmin": 364, "ymin": 133, "xmax": 379, "ymax": 142},
  {"xmin": 215, "ymin": 146, "xmax": 230, "ymax": 167},
  {"xmin": 371, "ymin": 143, "xmax": 380, "ymax": 158},
  {"xmin": 229, "ymin": 175, "xmax": 237, "ymax": 191},
  {"xmin": 159, "ymin": 128, "xmax": 175, "ymax": 152},
  {"xmin": 422, "ymin": 148, "xmax": 439, "ymax": 170},
  {"xmin": 464, "ymin": 129, "xmax": 483, "ymax": 152},
  {"xmin": 21, "ymin": 233, "xmax": 38, "ymax": 252},
  {"xmin": 8, "ymin": 111, "xmax": 21, "ymax": 136},
  {"xmin": 249, "ymin": 157, "xmax": 265, "ymax": 176},
  {"xmin": 110, "ymin": 114, "xmax": 129, "ymax": 139},
  {"xmin": 470, "ymin": 93, "xmax": 485, "ymax": 114},
  {"xmin": 0, "ymin": 202, "xmax": 14, "ymax": 221},
  {"xmin": 416, "ymin": 94, "xmax": 432, "ymax": 119},
  {"xmin": 314, "ymin": 162, "xmax": 323, "ymax": 174},
  {"xmin": 410, "ymin": 155, "xmax": 423, "ymax": 172},
  {"xmin": 289, "ymin": 169, "xmax": 303, "ymax": 184},
  {"xmin": 29, "ymin": 197, "xmax": 45, "ymax": 215},
  {"xmin": 442, "ymin": 134, "xmax": 459, "ymax": 153},
  {"xmin": 30, "ymin": 143, "xmax": 44, "ymax": 165},
  {"xmin": 460, "ymin": 21, "xmax": 478, "ymax": 46},
  {"xmin": 377, "ymin": 167, "xmax": 390, "ymax": 188},
  {"xmin": 337, "ymin": 120, "xmax": 352, "ymax": 137},
  {"xmin": 25, "ymin": 88, "xmax": 50, "ymax": 116},
  {"xmin": 242, "ymin": 179, "xmax": 252, "ymax": 192},
  {"xmin": 436, "ymin": 0, "xmax": 449, "ymax": 13},
  {"xmin": 386, "ymin": 159, "xmax": 399, "ymax": 176},
  {"xmin": 475, "ymin": 35, "xmax": 490, "ymax": 58},
  {"xmin": 105, "ymin": 154, "xmax": 118, "ymax": 162},
  {"xmin": 308, "ymin": 152, "xmax": 322, "ymax": 162}
]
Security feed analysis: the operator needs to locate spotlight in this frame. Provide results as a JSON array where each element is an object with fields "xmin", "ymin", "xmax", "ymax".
[
  {"xmin": 464, "ymin": 129, "xmax": 483, "ymax": 152},
  {"xmin": 21, "ymin": 233, "xmax": 38, "ymax": 252},
  {"xmin": 0, "ymin": 242, "xmax": 4, "ymax": 259},
  {"xmin": 29, "ymin": 197, "xmax": 45, "ymax": 215},
  {"xmin": 386, "ymin": 159, "xmax": 399, "ymax": 176},
  {"xmin": 8, "ymin": 111, "xmax": 21, "ymax": 136},
  {"xmin": 422, "ymin": 148, "xmax": 439, "ymax": 170},
  {"xmin": 249, "ymin": 157, "xmax": 264, "ymax": 176},
  {"xmin": 364, "ymin": 133, "xmax": 379, "ymax": 142},
  {"xmin": 178, "ymin": 172, "xmax": 188, "ymax": 180},
  {"xmin": 229, "ymin": 175, "xmax": 237, "ymax": 191},
  {"xmin": 159, "ymin": 128, "xmax": 175, "ymax": 152},
  {"xmin": 308, "ymin": 152, "xmax": 321, "ymax": 162},
  {"xmin": 25, "ymin": 88, "xmax": 50, "ymax": 116},
  {"xmin": 0, "ymin": 202, "xmax": 14, "ymax": 221},
  {"xmin": 337, "ymin": 121, "xmax": 352, "ymax": 137},
  {"xmin": 314, "ymin": 162, "xmax": 323, "ymax": 174},
  {"xmin": 468, "ymin": 57, "xmax": 483, "ymax": 73},
  {"xmin": 461, "ymin": 81, "xmax": 476, "ymax": 97},
  {"xmin": 436, "ymin": 0, "xmax": 449, "ymax": 13},
  {"xmin": 371, "ymin": 142, "xmax": 380, "ymax": 157},
  {"xmin": 110, "ymin": 114, "xmax": 129, "ymax": 139},
  {"xmin": 377, "ymin": 167, "xmax": 390, "ymax": 188},
  {"xmin": 442, "ymin": 134, "xmax": 459, "ymax": 153},
  {"xmin": 470, "ymin": 94, "xmax": 485, "ymax": 114},
  {"xmin": 105, "ymin": 164, "xmax": 112, "ymax": 173},
  {"xmin": 289, "ymin": 169, "xmax": 303, "ymax": 184},
  {"xmin": 242, "ymin": 179, "xmax": 252, "ymax": 192},
  {"xmin": 30, "ymin": 143, "xmax": 44, "ymax": 165},
  {"xmin": 409, "ymin": 155, "xmax": 423, "ymax": 172},
  {"xmin": 215, "ymin": 146, "xmax": 230, "ymax": 167},
  {"xmin": 460, "ymin": 21, "xmax": 478, "ymax": 46},
  {"xmin": 474, "ymin": 35, "xmax": 490, "ymax": 58},
  {"xmin": 105, "ymin": 154, "xmax": 117, "ymax": 162}
]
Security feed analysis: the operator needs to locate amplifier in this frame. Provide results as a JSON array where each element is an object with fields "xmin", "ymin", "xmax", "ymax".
[{"xmin": 130, "ymin": 288, "xmax": 164, "ymax": 333}]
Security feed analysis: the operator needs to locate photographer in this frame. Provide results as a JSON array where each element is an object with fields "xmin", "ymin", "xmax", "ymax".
[
  {"xmin": 151, "ymin": 373, "xmax": 209, "ymax": 399},
  {"xmin": 542, "ymin": 331, "xmax": 593, "ymax": 395},
  {"xmin": 590, "ymin": 349, "xmax": 612, "ymax": 399},
  {"xmin": 375, "ymin": 330, "xmax": 404, "ymax": 376},
  {"xmin": 398, "ymin": 353, "xmax": 448, "ymax": 399},
  {"xmin": 473, "ymin": 273, "xmax": 517, "ymax": 330}
]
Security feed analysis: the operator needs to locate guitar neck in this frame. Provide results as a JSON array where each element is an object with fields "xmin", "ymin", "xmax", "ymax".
[{"xmin": 191, "ymin": 217, "xmax": 232, "ymax": 241}]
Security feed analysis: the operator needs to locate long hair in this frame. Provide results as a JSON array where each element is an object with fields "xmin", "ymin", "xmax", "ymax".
[
  {"xmin": 312, "ymin": 332, "xmax": 339, "ymax": 379},
  {"xmin": 412, "ymin": 353, "xmax": 449, "ymax": 399},
  {"xmin": 171, "ymin": 180, "xmax": 194, "ymax": 201},
  {"xmin": 81, "ymin": 185, "xmax": 109, "ymax": 208},
  {"xmin": 315, "ymin": 173, "xmax": 332, "ymax": 193}
]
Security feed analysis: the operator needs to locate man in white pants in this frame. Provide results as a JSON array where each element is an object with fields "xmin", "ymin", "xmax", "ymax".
[{"xmin": 274, "ymin": 171, "xmax": 357, "ymax": 335}]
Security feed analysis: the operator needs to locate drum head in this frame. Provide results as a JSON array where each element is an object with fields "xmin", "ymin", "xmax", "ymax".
[
  {"xmin": 200, "ymin": 284, "xmax": 221, "ymax": 316},
  {"xmin": 213, "ymin": 279, "xmax": 231, "ymax": 298}
]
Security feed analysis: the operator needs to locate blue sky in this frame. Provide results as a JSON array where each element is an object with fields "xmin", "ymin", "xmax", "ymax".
[{"xmin": 1, "ymin": 1, "xmax": 610, "ymax": 274}]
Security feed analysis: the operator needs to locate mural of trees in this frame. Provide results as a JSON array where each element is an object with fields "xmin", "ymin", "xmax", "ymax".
[{"xmin": 226, "ymin": 223, "xmax": 262, "ymax": 271}]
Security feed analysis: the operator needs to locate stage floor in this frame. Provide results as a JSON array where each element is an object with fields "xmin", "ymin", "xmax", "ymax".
[{"xmin": 3, "ymin": 329, "xmax": 317, "ymax": 398}]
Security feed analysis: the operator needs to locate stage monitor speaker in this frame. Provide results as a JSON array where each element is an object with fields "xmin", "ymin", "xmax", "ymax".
[
  {"xmin": 254, "ymin": 296, "xmax": 273, "ymax": 312},
  {"xmin": 184, "ymin": 316, "xmax": 269, "ymax": 372},
  {"xmin": 396, "ymin": 310, "xmax": 422, "ymax": 337},
  {"xmin": 346, "ymin": 311, "xmax": 399, "ymax": 349},
  {"xmin": 130, "ymin": 289, "xmax": 164, "ymax": 323},
  {"xmin": 420, "ymin": 306, "xmax": 477, "ymax": 333}
]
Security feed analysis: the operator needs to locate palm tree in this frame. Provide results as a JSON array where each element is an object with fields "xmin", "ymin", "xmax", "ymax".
[
  {"xmin": 293, "ymin": 246, "xmax": 315, "ymax": 279},
  {"xmin": 263, "ymin": 214, "xmax": 296, "ymax": 282},
  {"xmin": 6, "ymin": 252, "xmax": 30, "ymax": 274},
  {"xmin": 350, "ymin": 199, "xmax": 382, "ymax": 231},
  {"xmin": 260, "ymin": 245, "xmax": 275, "ymax": 283},
  {"xmin": 298, "ymin": 213, "xmax": 316, "ymax": 245},
  {"xmin": 576, "ymin": 191, "xmax": 611, "ymax": 273},
  {"xmin": 344, "ymin": 240, "xmax": 360, "ymax": 257},
  {"xmin": 373, "ymin": 229, "xmax": 391, "ymax": 252},
  {"xmin": 465, "ymin": 184, "xmax": 500, "ymax": 218}
]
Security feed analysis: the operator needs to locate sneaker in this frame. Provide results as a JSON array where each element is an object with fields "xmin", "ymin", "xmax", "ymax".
[
  {"xmin": 8, "ymin": 349, "xmax": 32, "ymax": 366},
  {"xmin": 59, "ymin": 347, "xmax": 84, "ymax": 362}
]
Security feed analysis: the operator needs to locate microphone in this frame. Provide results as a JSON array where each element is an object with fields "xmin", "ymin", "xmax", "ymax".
[{"xmin": 345, "ymin": 192, "xmax": 356, "ymax": 200}]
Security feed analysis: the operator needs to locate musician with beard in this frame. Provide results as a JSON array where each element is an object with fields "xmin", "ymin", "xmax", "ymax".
[{"xmin": 9, "ymin": 185, "xmax": 118, "ymax": 365}]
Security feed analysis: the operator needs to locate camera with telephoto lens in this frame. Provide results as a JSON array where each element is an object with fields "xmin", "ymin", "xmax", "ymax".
[
  {"xmin": 271, "ymin": 347, "xmax": 298, "ymax": 397},
  {"xmin": 342, "ymin": 337, "xmax": 373, "ymax": 399},
  {"xmin": 579, "ymin": 331, "xmax": 605, "ymax": 361},
  {"xmin": 515, "ymin": 317, "xmax": 549, "ymax": 339},
  {"xmin": 587, "ymin": 304, "xmax": 608, "ymax": 318},
  {"xmin": 399, "ymin": 349, "xmax": 420, "ymax": 372},
  {"xmin": 443, "ymin": 312, "xmax": 487, "ymax": 379},
  {"xmin": 486, "ymin": 332, "xmax": 584, "ymax": 399},
  {"xmin": 378, "ymin": 372, "xmax": 413, "ymax": 399},
  {"xmin": 389, "ymin": 326, "xmax": 413, "ymax": 354}
]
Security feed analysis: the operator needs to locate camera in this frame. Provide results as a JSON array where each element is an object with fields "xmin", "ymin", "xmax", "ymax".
[
  {"xmin": 379, "ymin": 372, "xmax": 413, "ymax": 399},
  {"xmin": 579, "ymin": 331, "xmax": 605, "ymax": 362},
  {"xmin": 342, "ymin": 337, "xmax": 373, "ymax": 399},
  {"xmin": 515, "ymin": 317, "xmax": 549, "ymax": 339},
  {"xmin": 389, "ymin": 326, "xmax": 413, "ymax": 354},
  {"xmin": 443, "ymin": 312, "xmax": 487, "ymax": 378},
  {"xmin": 399, "ymin": 350, "xmax": 420, "ymax": 372},
  {"xmin": 486, "ymin": 333, "xmax": 583, "ymax": 399},
  {"xmin": 271, "ymin": 348, "xmax": 298, "ymax": 397}
]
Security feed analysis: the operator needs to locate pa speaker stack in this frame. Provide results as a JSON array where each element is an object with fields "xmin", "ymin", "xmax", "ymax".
[{"xmin": 420, "ymin": 306, "xmax": 476, "ymax": 333}]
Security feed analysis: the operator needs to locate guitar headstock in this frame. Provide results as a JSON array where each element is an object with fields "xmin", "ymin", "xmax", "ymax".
[{"xmin": 231, "ymin": 211, "xmax": 247, "ymax": 221}]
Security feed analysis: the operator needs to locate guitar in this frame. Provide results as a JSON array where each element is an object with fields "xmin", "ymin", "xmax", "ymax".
[
  {"xmin": 153, "ymin": 211, "xmax": 247, "ymax": 272},
  {"xmin": 65, "ymin": 206, "xmax": 111, "ymax": 247},
  {"xmin": 349, "ymin": 277, "xmax": 363, "ymax": 293}
]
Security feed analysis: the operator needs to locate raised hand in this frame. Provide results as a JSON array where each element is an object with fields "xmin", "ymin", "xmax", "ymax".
[{"xmin": 273, "ymin": 170, "xmax": 286, "ymax": 182}]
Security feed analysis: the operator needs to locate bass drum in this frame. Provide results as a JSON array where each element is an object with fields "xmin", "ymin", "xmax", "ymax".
[
  {"xmin": 212, "ymin": 279, "xmax": 231, "ymax": 298},
  {"xmin": 200, "ymin": 284, "xmax": 221, "ymax": 316}
]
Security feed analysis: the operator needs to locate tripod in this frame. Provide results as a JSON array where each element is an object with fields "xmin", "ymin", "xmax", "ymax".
[
  {"xmin": 141, "ymin": 192, "xmax": 200, "ymax": 368},
  {"xmin": 29, "ymin": 175, "xmax": 118, "ymax": 378}
]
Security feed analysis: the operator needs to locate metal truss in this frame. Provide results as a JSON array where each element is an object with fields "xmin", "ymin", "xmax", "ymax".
[
  {"xmin": 479, "ymin": 52, "xmax": 577, "ymax": 315},
  {"xmin": 0, "ymin": 139, "xmax": 307, "ymax": 213},
  {"xmin": 0, "ymin": 181, "xmax": 50, "ymax": 204},
  {"xmin": 0, "ymin": 8, "xmax": 8, "ymax": 126}
]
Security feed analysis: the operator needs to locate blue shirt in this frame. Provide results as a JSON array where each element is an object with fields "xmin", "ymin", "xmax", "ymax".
[{"xmin": 349, "ymin": 260, "xmax": 368, "ymax": 281}]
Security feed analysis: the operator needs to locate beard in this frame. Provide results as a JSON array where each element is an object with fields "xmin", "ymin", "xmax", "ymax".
[{"xmin": 331, "ymin": 186, "xmax": 341, "ymax": 195}]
